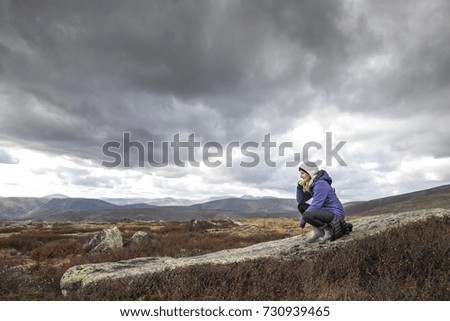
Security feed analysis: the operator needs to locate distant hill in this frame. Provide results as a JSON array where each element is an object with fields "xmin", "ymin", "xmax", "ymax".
[
  {"xmin": 22, "ymin": 198, "xmax": 121, "ymax": 220},
  {"xmin": 103, "ymin": 197, "xmax": 201, "ymax": 206},
  {"xmin": 0, "ymin": 197, "xmax": 49, "ymax": 220},
  {"xmin": 0, "ymin": 197, "xmax": 153, "ymax": 221},
  {"xmin": 344, "ymin": 184, "xmax": 450, "ymax": 216},
  {"xmin": 189, "ymin": 197, "xmax": 296, "ymax": 213},
  {"xmin": 22, "ymin": 207, "xmax": 251, "ymax": 222},
  {"xmin": 103, "ymin": 196, "xmax": 246, "ymax": 206},
  {"xmin": 188, "ymin": 185, "xmax": 450, "ymax": 216},
  {"xmin": 1, "ymin": 184, "xmax": 449, "ymax": 222}
]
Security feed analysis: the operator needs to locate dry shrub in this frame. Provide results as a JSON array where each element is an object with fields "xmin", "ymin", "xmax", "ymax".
[
  {"xmin": 2, "ymin": 217, "xmax": 448, "ymax": 301},
  {"xmin": 30, "ymin": 238, "xmax": 83, "ymax": 260},
  {"xmin": 0, "ymin": 219, "xmax": 291, "ymax": 300},
  {"xmin": 0, "ymin": 231, "xmax": 62, "ymax": 252},
  {"xmin": 73, "ymin": 217, "xmax": 449, "ymax": 300},
  {"xmin": 0, "ymin": 267, "xmax": 42, "ymax": 300},
  {"xmin": 49, "ymin": 223, "xmax": 99, "ymax": 235},
  {"xmin": 0, "ymin": 227, "xmax": 24, "ymax": 234},
  {"xmin": 132, "ymin": 230, "xmax": 290, "ymax": 258}
]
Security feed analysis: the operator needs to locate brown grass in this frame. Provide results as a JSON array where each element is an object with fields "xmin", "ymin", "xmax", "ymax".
[
  {"xmin": 0, "ymin": 217, "xmax": 448, "ymax": 300},
  {"xmin": 72, "ymin": 217, "xmax": 449, "ymax": 301},
  {"xmin": 0, "ymin": 219, "xmax": 297, "ymax": 300}
]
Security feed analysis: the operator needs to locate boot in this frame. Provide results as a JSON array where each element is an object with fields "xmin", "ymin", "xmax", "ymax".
[
  {"xmin": 347, "ymin": 222, "xmax": 353, "ymax": 232},
  {"xmin": 318, "ymin": 225, "xmax": 333, "ymax": 243},
  {"xmin": 307, "ymin": 226, "xmax": 324, "ymax": 243}
]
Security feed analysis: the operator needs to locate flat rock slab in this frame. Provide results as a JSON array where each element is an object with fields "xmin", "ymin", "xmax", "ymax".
[{"xmin": 60, "ymin": 208, "xmax": 449, "ymax": 296}]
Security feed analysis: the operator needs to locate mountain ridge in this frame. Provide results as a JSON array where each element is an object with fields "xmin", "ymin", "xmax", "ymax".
[{"xmin": 1, "ymin": 184, "xmax": 449, "ymax": 221}]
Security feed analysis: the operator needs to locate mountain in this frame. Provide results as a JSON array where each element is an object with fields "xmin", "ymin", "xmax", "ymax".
[
  {"xmin": 1, "ymin": 184, "xmax": 449, "ymax": 222},
  {"xmin": 189, "ymin": 197, "xmax": 296, "ymax": 213},
  {"xmin": 0, "ymin": 196, "xmax": 297, "ymax": 222},
  {"xmin": 344, "ymin": 184, "xmax": 450, "ymax": 216},
  {"xmin": 21, "ymin": 198, "xmax": 120, "ymax": 220},
  {"xmin": 103, "ymin": 196, "xmax": 246, "ymax": 206},
  {"xmin": 104, "ymin": 197, "xmax": 202, "ymax": 206},
  {"xmin": 0, "ymin": 197, "xmax": 49, "ymax": 220},
  {"xmin": 0, "ymin": 197, "xmax": 153, "ymax": 221}
]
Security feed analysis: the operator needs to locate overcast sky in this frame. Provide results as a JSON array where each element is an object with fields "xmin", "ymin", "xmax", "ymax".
[{"xmin": 1, "ymin": 0, "xmax": 449, "ymax": 202}]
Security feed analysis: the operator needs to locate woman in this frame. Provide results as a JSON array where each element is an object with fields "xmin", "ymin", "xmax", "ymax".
[{"xmin": 297, "ymin": 162, "xmax": 352, "ymax": 243}]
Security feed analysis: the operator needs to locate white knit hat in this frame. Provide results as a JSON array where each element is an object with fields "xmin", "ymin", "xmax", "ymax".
[{"xmin": 299, "ymin": 162, "xmax": 319, "ymax": 180}]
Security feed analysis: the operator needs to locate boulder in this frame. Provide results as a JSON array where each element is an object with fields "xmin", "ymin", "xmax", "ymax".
[
  {"xmin": 84, "ymin": 227, "xmax": 123, "ymax": 253},
  {"xmin": 130, "ymin": 231, "xmax": 149, "ymax": 246},
  {"xmin": 190, "ymin": 219, "xmax": 216, "ymax": 229},
  {"xmin": 244, "ymin": 225, "xmax": 260, "ymax": 234},
  {"xmin": 227, "ymin": 218, "xmax": 244, "ymax": 226}
]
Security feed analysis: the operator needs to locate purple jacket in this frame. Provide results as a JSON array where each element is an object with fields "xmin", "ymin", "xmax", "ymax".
[{"xmin": 297, "ymin": 170, "xmax": 345, "ymax": 226}]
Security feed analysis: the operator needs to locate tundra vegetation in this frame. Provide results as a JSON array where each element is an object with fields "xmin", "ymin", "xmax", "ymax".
[{"xmin": 0, "ymin": 216, "xmax": 448, "ymax": 300}]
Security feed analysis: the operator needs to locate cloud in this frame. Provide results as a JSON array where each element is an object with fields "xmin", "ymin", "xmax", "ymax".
[
  {"xmin": 0, "ymin": 149, "xmax": 19, "ymax": 164},
  {"xmin": 0, "ymin": 0, "xmax": 379, "ymax": 146},
  {"xmin": 0, "ymin": 0, "xmax": 449, "ymax": 199}
]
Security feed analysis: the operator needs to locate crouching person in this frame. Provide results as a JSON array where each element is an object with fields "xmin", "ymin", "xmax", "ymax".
[{"xmin": 297, "ymin": 162, "xmax": 352, "ymax": 243}]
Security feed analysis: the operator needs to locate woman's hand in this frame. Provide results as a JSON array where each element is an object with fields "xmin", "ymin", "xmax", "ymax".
[{"xmin": 298, "ymin": 180, "xmax": 308, "ymax": 190}]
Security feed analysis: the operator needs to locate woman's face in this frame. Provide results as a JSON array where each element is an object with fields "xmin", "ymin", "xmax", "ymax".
[{"xmin": 300, "ymin": 170, "xmax": 310, "ymax": 181}]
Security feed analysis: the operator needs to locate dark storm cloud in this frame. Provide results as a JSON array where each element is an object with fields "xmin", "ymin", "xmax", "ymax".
[
  {"xmin": 332, "ymin": 0, "xmax": 450, "ymax": 117},
  {"xmin": 0, "ymin": 0, "xmax": 380, "ymax": 153},
  {"xmin": 0, "ymin": 0, "xmax": 449, "ymax": 196}
]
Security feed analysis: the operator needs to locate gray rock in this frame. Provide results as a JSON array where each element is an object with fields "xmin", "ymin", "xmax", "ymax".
[
  {"xmin": 61, "ymin": 208, "xmax": 449, "ymax": 296},
  {"xmin": 227, "ymin": 218, "xmax": 244, "ymax": 226},
  {"xmin": 130, "ymin": 231, "xmax": 149, "ymax": 246},
  {"xmin": 244, "ymin": 225, "xmax": 260, "ymax": 234},
  {"xmin": 84, "ymin": 227, "xmax": 123, "ymax": 253}
]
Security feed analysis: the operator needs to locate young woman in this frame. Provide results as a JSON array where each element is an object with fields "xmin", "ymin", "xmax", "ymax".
[{"xmin": 297, "ymin": 162, "xmax": 352, "ymax": 242}]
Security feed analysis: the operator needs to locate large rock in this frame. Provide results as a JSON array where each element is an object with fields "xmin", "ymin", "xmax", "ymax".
[
  {"xmin": 61, "ymin": 208, "xmax": 449, "ymax": 296},
  {"xmin": 84, "ymin": 227, "xmax": 123, "ymax": 253},
  {"xmin": 129, "ymin": 231, "xmax": 149, "ymax": 246}
]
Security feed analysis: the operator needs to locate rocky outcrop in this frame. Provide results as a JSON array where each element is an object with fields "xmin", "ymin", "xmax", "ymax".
[
  {"xmin": 84, "ymin": 227, "xmax": 123, "ymax": 253},
  {"xmin": 227, "ymin": 218, "xmax": 244, "ymax": 226},
  {"xmin": 60, "ymin": 208, "xmax": 449, "ymax": 296},
  {"xmin": 129, "ymin": 231, "xmax": 149, "ymax": 246}
]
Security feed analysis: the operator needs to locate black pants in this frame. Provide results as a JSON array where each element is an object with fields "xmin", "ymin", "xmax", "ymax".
[{"xmin": 298, "ymin": 203, "xmax": 335, "ymax": 227}]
